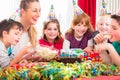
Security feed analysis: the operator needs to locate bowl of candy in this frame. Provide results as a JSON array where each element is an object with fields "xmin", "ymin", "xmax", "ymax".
[{"xmin": 36, "ymin": 45, "xmax": 58, "ymax": 61}]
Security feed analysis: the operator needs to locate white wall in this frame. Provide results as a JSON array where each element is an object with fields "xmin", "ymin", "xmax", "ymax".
[
  {"xmin": 96, "ymin": 0, "xmax": 120, "ymax": 24},
  {"xmin": 0, "ymin": 0, "xmax": 120, "ymax": 38},
  {"xmin": 37, "ymin": 0, "xmax": 74, "ymax": 38},
  {"xmin": 0, "ymin": 0, "xmax": 74, "ymax": 39}
]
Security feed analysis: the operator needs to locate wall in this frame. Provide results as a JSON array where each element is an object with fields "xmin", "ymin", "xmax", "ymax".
[
  {"xmin": 0, "ymin": 0, "xmax": 120, "ymax": 38},
  {"xmin": 96, "ymin": 0, "xmax": 120, "ymax": 25}
]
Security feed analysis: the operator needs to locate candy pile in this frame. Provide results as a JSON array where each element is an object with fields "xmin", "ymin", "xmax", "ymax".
[{"xmin": 0, "ymin": 61, "xmax": 119, "ymax": 80}]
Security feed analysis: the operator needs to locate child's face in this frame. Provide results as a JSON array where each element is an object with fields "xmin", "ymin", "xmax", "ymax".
[
  {"xmin": 44, "ymin": 22, "xmax": 58, "ymax": 42},
  {"xmin": 109, "ymin": 19, "xmax": 120, "ymax": 42},
  {"xmin": 73, "ymin": 22, "xmax": 88, "ymax": 38},
  {"xmin": 6, "ymin": 26, "xmax": 23, "ymax": 46},
  {"xmin": 97, "ymin": 16, "xmax": 111, "ymax": 33}
]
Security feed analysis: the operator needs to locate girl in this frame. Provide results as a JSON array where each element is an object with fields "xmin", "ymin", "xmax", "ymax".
[
  {"xmin": 0, "ymin": 19, "xmax": 24, "ymax": 67},
  {"xmin": 65, "ymin": 13, "xmax": 93, "ymax": 50},
  {"xmin": 39, "ymin": 19, "xmax": 64, "ymax": 52},
  {"xmin": 12, "ymin": 0, "xmax": 41, "ymax": 61},
  {"xmin": 96, "ymin": 14, "xmax": 120, "ymax": 66}
]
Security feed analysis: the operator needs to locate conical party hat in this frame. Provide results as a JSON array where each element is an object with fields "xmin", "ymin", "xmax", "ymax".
[
  {"xmin": 73, "ymin": 0, "xmax": 84, "ymax": 16},
  {"xmin": 9, "ymin": 8, "xmax": 20, "ymax": 21},
  {"xmin": 100, "ymin": 0, "xmax": 110, "ymax": 16},
  {"xmin": 47, "ymin": 4, "xmax": 56, "ymax": 20}
]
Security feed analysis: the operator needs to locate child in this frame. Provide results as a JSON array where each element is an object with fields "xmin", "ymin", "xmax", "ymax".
[
  {"xmin": 96, "ymin": 14, "xmax": 120, "ymax": 66},
  {"xmin": 39, "ymin": 19, "xmax": 64, "ymax": 52},
  {"xmin": 65, "ymin": 13, "xmax": 94, "ymax": 50},
  {"xmin": 93, "ymin": 14, "xmax": 111, "ymax": 44},
  {"xmin": 0, "ymin": 19, "xmax": 24, "ymax": 67},
  {"xmin": 92, "ymin": 14, "xmax": 112, "ymax": 64}
]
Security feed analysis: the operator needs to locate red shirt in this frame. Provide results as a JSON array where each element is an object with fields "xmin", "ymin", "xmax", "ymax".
[{"xmin": 39, "ymin": 37, "xmax": 64, "ymax": 51}]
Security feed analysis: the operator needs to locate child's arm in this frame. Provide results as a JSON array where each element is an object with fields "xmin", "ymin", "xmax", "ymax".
[
  {"xmin": 96, "ymin": 43, "xmax": 120, "ymax": 65},
  {"xmin": 84, "ymin": 39, "xmax": 94, "ymax": 51},
  {"xmin": 62, "ymin": 39, "xmax": 70, "ymax": 50},
  {"xmin": 10, "ymin": 46, "xmax": 32, "ymax": 66}
]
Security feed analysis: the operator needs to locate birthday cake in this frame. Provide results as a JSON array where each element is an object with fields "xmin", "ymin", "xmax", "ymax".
[{"xmin": 57, "ymin": 48, "xmax": 101, "ymax": 63}]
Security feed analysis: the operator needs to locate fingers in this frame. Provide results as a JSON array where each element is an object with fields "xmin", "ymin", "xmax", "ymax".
[
  {"xmin": 94, "ymin": 33, "xmax": 104, "ymax": 44},
  {"xmin": 19, "ymin": 59, "xmax": 28, "ymax": 65}
]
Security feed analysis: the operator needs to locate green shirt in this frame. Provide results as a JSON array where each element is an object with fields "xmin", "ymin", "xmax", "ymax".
[{"xmin": 112, "ymin": 42, "xmax": 120, "ymax": 55}]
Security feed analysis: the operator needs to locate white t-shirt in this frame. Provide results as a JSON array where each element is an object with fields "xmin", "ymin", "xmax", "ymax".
[
  {"xmin": 12, "ymin": 32, "xmax": 30, "ymax": 56},
  {"xmin": 0, "ymin": 41, "xmax": 14, "ymax": 67}
]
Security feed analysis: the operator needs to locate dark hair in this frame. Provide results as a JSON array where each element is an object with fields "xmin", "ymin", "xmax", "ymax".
[
  {"xmin": 42, "ymin": 19, "xmax": 62, "ymax": 43},
  {"xmin": 20, "ymin": 0, "xmax": 39, "ymax": 11},
  {"xmin": 0, "ymin": 19, "xmax": 23, "ymax": 37},
  {"xmin": 111, "ymin": 14, "xmax": 120, "ymax": 25}
]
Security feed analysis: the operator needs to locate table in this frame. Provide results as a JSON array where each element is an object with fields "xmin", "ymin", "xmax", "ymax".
[{"xmin": 75, "ymin": 76, "xmax": 120, "ymax": 80}]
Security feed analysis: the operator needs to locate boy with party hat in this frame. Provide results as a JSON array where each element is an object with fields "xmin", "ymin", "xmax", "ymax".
[
  {"xmin": 95, "ymin": 14, "xmax": 120, "ymax": 66},
  {"xmin": 93, "ymin": 0, "xmax": 111, "ymax": 44},
  {"xmin": 91, "ymin": 0, "xmax": 113, "ymax": 64}
]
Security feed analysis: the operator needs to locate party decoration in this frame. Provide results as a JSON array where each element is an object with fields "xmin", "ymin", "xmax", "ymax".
[
  {"xmin": 9, "ymin": 8, "xmax": 20, "ymax": 21},
  {"xmin": 73, "ymin": 0, "xmax": 84, "ymax": 16},
  {"xmin": 0, "ymin": 61, "xmax": 119, "ymax": 80},
  {"xmin": 100, "ymin": 0, "xmax": 109, "ymax": 16},
  {"xmin": 47, "ymin": 4, "xmax": 56, "ymax": 20}
]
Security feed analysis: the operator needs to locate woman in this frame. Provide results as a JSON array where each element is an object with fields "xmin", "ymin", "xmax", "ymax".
[{"xmin": 12, "ymin": 0, "xmax": 41, "ymax": 63}]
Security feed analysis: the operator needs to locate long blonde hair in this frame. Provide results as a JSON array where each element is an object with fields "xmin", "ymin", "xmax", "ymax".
[
  {"xmin": 28, "ymin": 26, "xmax": 37, "ymax": 47},
  {"xmin": 20, "ymin": 0, "xmax": 39, "ymax": 47}
]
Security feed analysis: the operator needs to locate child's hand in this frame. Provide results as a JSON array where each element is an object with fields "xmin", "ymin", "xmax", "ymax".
[
  {"xmin": 21, "ymin": 45, "xmax": 33, "ymax": 54},
  {"xmin": 23, "ymin": 51, "xmax": 40, "ymax": 61},
  {"xmin": 49, "ymin": 45, "xmax": 54, "ymax": 50},
  {"xmin": 83, "ymin": 46, "xmax": 93, "ymax": 51},
  {"xmin": 95, "ymin": 43, "xmax": 111, "ymax": 53},
  {"xmin": 94, "ymin": 33, "xmax": 105, "ymax": 44},
  {"xmin": 19, "ymin": 59, "xmax": 28, "ymax": 65}
]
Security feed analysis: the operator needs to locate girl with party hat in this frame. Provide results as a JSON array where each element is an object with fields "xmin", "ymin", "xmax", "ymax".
[
  {"xmin": 39, "ymin": 5, "xmax": 66, "ymax": 55},
  {"xmin": 65, "ymin": 1, "xmax": 94, "ymax": 50}
]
